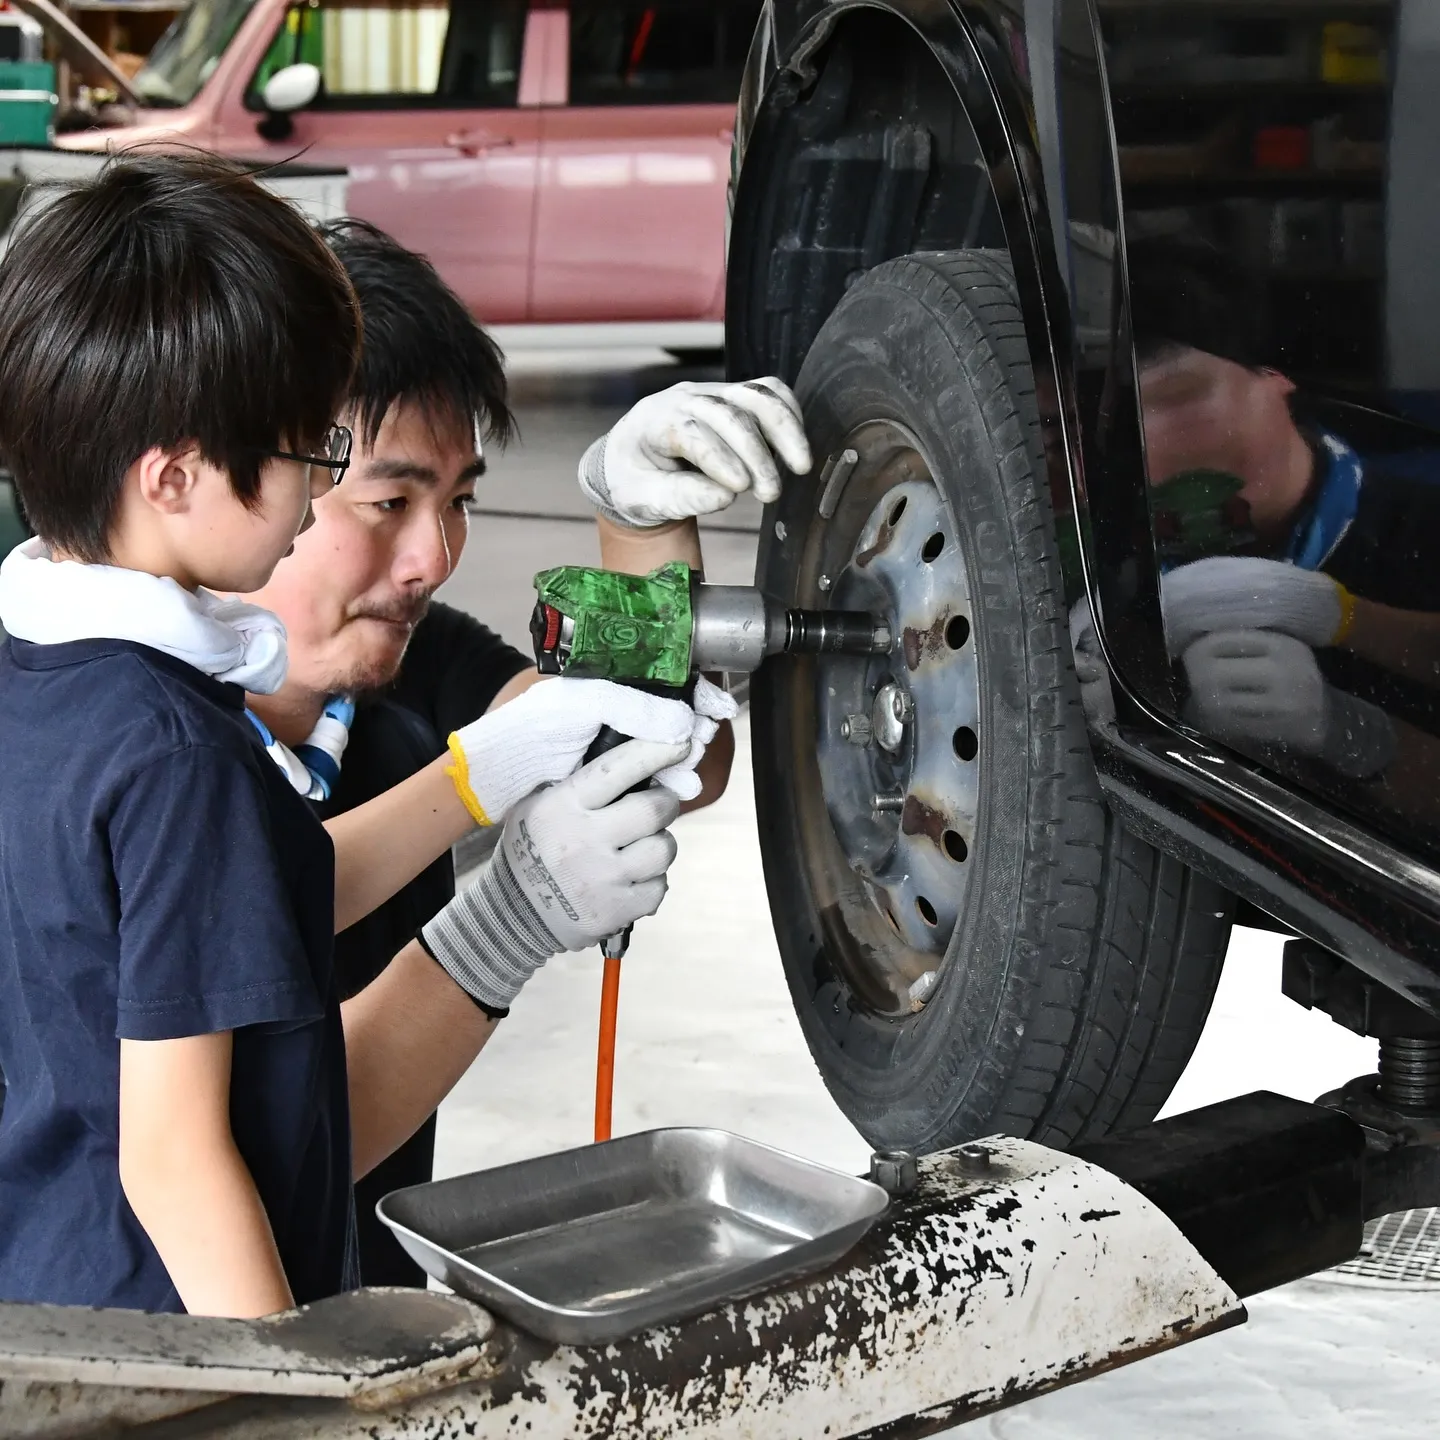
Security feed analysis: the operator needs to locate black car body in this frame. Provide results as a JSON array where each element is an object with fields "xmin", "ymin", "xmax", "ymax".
[{"xmin": 728, "ymin": 0, "xmax": 1440, "ymax": 1150}]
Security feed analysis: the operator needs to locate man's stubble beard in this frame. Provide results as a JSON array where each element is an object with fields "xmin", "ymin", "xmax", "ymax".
[{"xmin": 328, "ymin": 593, "xmax": 434, "ymax": 698}]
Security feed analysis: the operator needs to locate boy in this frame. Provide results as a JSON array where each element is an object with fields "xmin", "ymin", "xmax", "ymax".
[
  {"xmin": 0, "ymin": 153, "xmax": 364, "ymax": 1317},
  {"xmin": 0, "ymin": 154, "xmax": 693, "ymax": 1316}
]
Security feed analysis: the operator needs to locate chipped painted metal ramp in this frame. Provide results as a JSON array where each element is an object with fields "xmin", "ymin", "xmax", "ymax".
[{"xmin": 0, "ymin": 1137, "xmax": 1242, "ymax": 1439}]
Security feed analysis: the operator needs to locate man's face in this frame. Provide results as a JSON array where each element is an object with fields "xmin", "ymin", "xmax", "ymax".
[
  {"xmin": 246, "ymin": 400, "xmax": 479, "ymax": 696},
  {"xmin": 1138, "ymin": 347, "xmax": 1306, "ymax": 535}
]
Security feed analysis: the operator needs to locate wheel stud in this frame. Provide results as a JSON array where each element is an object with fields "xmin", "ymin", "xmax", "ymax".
[
  {"xmin": 872, "ymin": 793, "xmax": 905, "ymax": 813},
  {"xmin": 908, "ymin": 971, "xmax": 937, "ymax": 1008}
]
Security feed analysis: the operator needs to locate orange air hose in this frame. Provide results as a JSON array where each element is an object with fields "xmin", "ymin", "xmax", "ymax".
[{"xmin": 594, "ymin": 955, "xmax": 622, "ymax": 1142}]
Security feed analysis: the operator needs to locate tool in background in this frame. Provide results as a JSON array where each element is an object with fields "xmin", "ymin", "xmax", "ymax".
[{"xmin": 531, "ymin": 560, "xmax": 891, "ymax": 1141}]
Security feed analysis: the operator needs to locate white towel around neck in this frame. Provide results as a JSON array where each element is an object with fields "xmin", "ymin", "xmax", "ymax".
[{"xmin": 0, "ymin": 537, "xmax": 289, "ymax": 693}]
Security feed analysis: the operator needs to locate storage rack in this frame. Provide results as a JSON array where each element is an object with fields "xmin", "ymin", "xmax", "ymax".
[{"xmin": 1099, "ymin": 0, "xmax": 1394, "ymax": 389}]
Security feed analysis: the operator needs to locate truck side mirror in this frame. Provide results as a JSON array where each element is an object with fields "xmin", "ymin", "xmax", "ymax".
[{"xmin": 257, "ymin": 62, "xmax": 320, "ymax": 140}]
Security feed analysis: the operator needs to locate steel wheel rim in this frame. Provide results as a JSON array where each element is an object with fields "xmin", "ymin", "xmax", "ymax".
[{"xmin": 786, "ymin": 419, "xmax": 980, "ymax": 1019}]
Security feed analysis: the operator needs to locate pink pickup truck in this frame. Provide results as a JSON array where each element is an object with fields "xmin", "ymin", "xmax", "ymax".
[{"xmin": 56, "ymin": 0, "xmax": 759, "ymax": 337}]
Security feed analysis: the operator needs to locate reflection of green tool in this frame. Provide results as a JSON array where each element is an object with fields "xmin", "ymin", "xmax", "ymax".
[
  {"xmin": 1150, "ymin": 469, "xmax": 1257, "ymax": 567},
  {"xmin": 530, "ymin": 560, "xmax": 891, "ymax": 682}
]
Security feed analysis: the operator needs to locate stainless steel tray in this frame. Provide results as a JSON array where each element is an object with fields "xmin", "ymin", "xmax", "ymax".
[{"xmin": 377, "ymin": 1127, "xmax": 889, "ymax": 1345}]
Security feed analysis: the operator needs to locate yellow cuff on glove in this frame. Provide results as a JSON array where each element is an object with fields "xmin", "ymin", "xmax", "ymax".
[
  {"xmin": 1331, "ymin": 580, "xmax": 1357, "ymax": 646},
  {"xmin": 444, "ymin": 731, "xmax": 494, "ymax": 828}
]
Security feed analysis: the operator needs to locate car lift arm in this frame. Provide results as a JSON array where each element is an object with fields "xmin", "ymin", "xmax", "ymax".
[{"xmin": 0, "ymin": 1090, "xmax": 1429, "ymax": 1440}]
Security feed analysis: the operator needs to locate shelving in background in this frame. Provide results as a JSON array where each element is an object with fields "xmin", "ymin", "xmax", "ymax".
[{"xmin": 1101, "ymin": 0, "xmax": 1395, "ymax": 388}]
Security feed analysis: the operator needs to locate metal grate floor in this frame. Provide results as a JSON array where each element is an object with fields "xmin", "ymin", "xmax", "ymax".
[{"xmin": 1323, "ymin": 1208, "xmax": 1440, "ymax": 1289}]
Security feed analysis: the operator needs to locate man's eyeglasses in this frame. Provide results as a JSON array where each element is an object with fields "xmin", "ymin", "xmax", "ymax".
[{"xmin": 261, "ymin": 424, "xmax": 353, "ymax": 488}]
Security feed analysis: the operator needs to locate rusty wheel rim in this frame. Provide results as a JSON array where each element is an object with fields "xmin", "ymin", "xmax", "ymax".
[{"xmin": 792, "ymin": 420, "xmax": 979, "ymax": 1017}]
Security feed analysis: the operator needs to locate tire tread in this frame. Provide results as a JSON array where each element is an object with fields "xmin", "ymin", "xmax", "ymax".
[{"xmin": 765, "ymin": 246, "xmax": 1231, "ymax": 1151}]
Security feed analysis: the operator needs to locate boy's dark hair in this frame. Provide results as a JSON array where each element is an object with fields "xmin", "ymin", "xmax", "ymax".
[
  {"xmin": 0, "ymin": 151, "xmax": 359, "ymax": 563},
  {"xmin": 1127, "ymin": 233, "xmax": 1272, "ymax": 372},
  {"xmin": 319, "ymin": 218, "xmax": 515, "ymax": 451}
]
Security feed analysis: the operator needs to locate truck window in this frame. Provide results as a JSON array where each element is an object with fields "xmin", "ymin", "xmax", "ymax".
[
  {"xmin": 134, "ymin": 0, "xmax": 258, "ymax": 107},
  {"xmin": 568, "ymin": 0, "xmax": 762, "ymax": 107},
  {"xmin": 250, "ymin": 0, "xmax": 525, "ymax": 108}
]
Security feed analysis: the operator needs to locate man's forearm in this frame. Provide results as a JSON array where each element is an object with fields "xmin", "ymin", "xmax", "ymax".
[
  {"xmin": 326, "ymin": 674, "xmax": 548, "ymax": 935},
  {"xmin": 326, "ymin": 759, "xmax": 475, "ymax": 934},
  {"xmin": 342, "ymin": 939, "xmax": 497, "ymax": 1179},
  {"xmin": 1346, "ymin": 597, "xmax": 1440, "ymax": 690},
  {"xmin": 597, "ymin": 515, "xmax": 734, "ymax": 811},
  {"xmin": 597, "ymin": 512, "xmax": 705, "ymax": 575}
]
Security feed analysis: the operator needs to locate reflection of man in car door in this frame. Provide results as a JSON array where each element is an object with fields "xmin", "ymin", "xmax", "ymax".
[{"xmin": 1089, "ymin": 237, "xmax": 1440, "ymax": 806}]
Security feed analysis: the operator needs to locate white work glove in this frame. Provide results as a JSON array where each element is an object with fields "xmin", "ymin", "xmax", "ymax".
[
  {"xmin": 1182, "ymin": 629, "xmax": 1395, "ymax": 779},
  {"xmin": 578, "ymin": 378, "xmax": 813, "ymax": 527},
  {"xmin": 651, "ymin": 674, "xmax": 738, "ymax": 802},
  {"xmin": 1162, "ymin": 556, "xmax": 1353, "ymax": 657},
  {"xmin": 1069, "ymin": 596, "xmax": 1115, "ymax": 728},
  {"xmin": 423, "ymin": 739, "xmax": 686, "ymax": 1013},
  {"xmin": 446, "ymin": 676, "xmax": 703, "ymax": 827}
]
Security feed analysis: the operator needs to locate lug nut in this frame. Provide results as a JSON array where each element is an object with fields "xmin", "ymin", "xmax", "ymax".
[
  {"xmin": 841, "ymin": 713, "xmax": 872, "ymax": 745},
  {"xmin": 872, "ymin": 681, "xmax": 912, "ymax": 753},
  {"xmin": 870, "ymin": 1149, "xmax": 919, "ymax": 1196}
]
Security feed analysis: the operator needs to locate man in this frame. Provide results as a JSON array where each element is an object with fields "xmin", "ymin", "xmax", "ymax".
[
  {"xmin": 245, "ymin": 220, "xmax": 811, "ymax": 1284},
  {"xmin": 1074, "ymin": 235, "xmax": 1440, "ymax": 828}
]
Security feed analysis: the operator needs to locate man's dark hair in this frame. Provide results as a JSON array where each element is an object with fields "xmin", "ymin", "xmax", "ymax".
[
  {"xmin": 0, "ymin": 151, "xmax": 359, "ymax": 563},
  {"xmin": 319, "ymin": 218, "xmax": 515, "ymax": 451},
  {"xmin": 1127, "ymin": 233, "xmax": 1273, "ymax": 371}
]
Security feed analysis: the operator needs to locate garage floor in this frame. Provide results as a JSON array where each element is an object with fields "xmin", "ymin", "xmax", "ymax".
[{"xmin": 433, "ymin": 348, "xmax": 1440, "ymax": 1438}]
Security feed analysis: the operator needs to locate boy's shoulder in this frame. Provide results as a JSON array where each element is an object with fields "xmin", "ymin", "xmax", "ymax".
[{"xmin": 1, "ymin": 636, "xmax": 257, "ymax": 774}]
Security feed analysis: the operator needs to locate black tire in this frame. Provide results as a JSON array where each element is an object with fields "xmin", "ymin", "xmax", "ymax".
[{"xmin": 753, "ymin": 250, "xmax": 1232, "ymax": 1152}]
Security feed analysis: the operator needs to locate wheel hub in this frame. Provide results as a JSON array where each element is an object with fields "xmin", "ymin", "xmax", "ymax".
[{"xmin": 813, "ymin": 448, "xmax": 980, "ymax": 962}]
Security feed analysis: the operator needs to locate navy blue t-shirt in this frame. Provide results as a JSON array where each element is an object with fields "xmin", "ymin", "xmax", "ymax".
[{"xmin": 0, "ymin": 637, "xmax": 352, "ymax": 1312}]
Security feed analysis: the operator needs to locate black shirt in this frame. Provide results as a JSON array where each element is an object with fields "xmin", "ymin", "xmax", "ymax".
[
  {"xmin": 316, "ymin": 602, "xmax": 528, "ymax": 1285},
  {"xmin": 1324, "ymin": 462, "xmax": 1440, "ymax": 615}
]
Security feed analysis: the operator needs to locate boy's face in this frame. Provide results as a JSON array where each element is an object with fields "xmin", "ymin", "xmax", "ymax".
[
  {"xmin": 245, "ymin": 400, "xmax": 480, "ymax": 697},
  {"xmin": 142, "ymin": 449, "xmax": 326, "ymax": 596},
  {"xmin": 192, "ymin": 455, "xmax": 325, "ymax": 590}
]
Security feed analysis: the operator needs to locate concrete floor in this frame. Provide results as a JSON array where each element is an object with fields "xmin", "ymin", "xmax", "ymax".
[{"xmin": 430, "ymin": 348, "xmax": 1440, "ymax": 1438}]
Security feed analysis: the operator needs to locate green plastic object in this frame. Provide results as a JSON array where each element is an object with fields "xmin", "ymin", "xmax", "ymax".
[
  {"xmin": 252, "ymin": 7, "xmax": 324, "ymax": 97},
  {"xmin": 1150, "ymin": 468, "xmax": 1257, "ymax": 568},
  {"xmin": 534, "ymin": 561, "xmax": 695, "ymax": 686},
  {"xmin": 0, "ymin": 61, "xmax": 54, "ymax": 146},
  {"xmin": 0, "ymin": 61, "xmax": 54, "ymax": 91}
]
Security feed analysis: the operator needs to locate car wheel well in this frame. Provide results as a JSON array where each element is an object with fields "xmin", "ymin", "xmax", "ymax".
[{"xmin": 728, "ymin": 7, "xmax": 1008, "ymax": 383}]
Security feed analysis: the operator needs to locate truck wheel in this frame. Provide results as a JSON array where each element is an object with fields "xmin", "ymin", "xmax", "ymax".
[{"xmin": 752, "ymin": 250, "xmax": 1232, "ymax": 1152}]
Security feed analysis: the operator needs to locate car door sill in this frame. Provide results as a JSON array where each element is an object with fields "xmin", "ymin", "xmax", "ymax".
[{"xmin": 1098, "ymin": 724, "xmax": 1440, "ymax": 920}]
